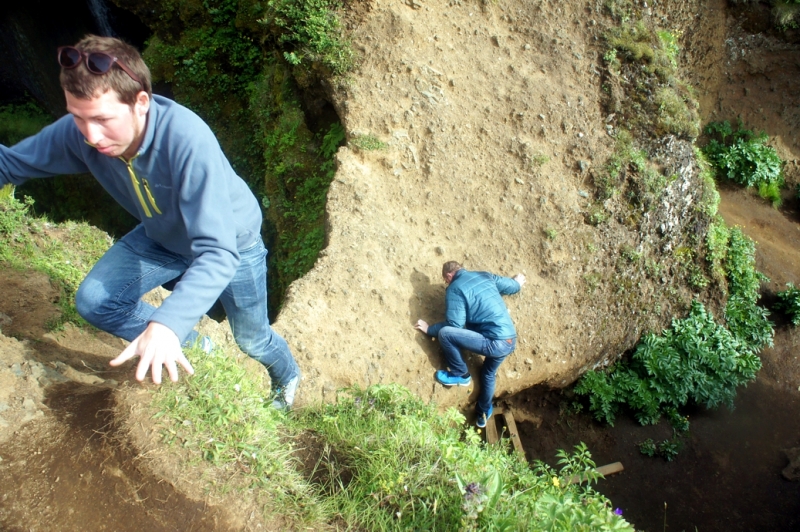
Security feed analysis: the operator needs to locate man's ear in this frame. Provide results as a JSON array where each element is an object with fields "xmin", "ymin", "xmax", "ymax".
[{"xmin": 134, "ymin": 91, "xmax": 150, "ymax": 117}]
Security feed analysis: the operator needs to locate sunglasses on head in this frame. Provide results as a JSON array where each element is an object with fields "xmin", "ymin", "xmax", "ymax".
[{"xmin": 57, "ymin": 46, "xmax": 142, "ymax": 88}]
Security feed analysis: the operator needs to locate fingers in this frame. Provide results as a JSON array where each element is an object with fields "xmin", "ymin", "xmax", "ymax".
[
  {"xmin": 176, "ymin": 352, "xmax": 195, "ymax": 378},
  {"xmin": 136, "ymin": 341, "xmax": 158, "ymax": 383},
  {"xmin": 109, "ymin": 341, "xmax": 138, "ymax": 367}
]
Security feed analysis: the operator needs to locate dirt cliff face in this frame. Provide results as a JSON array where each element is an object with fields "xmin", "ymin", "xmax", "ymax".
[{"xmin": 273, "ymin": 0, "xmax": 725, "ymax": 411}]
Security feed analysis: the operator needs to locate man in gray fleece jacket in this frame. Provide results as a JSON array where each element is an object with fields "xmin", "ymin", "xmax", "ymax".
[{"xmin": 0, "ymin": 35, "xmax": 300, "ymax": 408}]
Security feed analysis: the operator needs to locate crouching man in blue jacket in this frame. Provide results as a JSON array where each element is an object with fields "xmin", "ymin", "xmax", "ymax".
[
  {"xmin": 415, "ymin": 261, "xmax": 526, "ymax": 427},
  {"xmin": 0, "ymin": 35, "xmax": 300, "ymax": 408}
]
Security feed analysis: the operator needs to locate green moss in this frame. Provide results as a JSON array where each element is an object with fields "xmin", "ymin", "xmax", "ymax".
[{"xmin": 654, "ymin": 86, "xmax": 700, "ymax": 138}]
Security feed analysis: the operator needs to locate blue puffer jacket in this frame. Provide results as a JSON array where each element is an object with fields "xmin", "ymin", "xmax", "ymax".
[{"xmin": 427, "ymin": 269, "xmax": 520, "ymax": 340}]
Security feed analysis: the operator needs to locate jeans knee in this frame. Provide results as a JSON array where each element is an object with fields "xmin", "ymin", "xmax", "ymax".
[{"xmin": 75, "ymin": 281, "xmax": 120, "ymax": 326}]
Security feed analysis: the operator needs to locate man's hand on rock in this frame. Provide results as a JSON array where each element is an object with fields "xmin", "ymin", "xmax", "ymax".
[
  {"xmin": 109, "ymin": 322, "xmax": 195, "ymax": 384},
  {"xmin": 414, "ymin": 319, "xmax": 429, "ymax": 334},
  {"xmin": 514, "ymin": 273, "xmax": 527, "ymax": 288}
]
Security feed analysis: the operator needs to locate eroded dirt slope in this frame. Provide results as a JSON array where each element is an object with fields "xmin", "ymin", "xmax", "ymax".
[{"xmin": 275, "ymin": 0, "xmax": 716, "ymax": 412}]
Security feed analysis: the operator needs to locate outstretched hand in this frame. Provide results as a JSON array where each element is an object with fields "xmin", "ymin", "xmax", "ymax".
[
  {"xmin": 513, "ymin": 273, "xmax": 527, "ymax": 288},
  {"xmin": 414, "ymin": 319, "xmax": 429, "ymax": 334},
  {"xmin": 109, "ymin": 322, "xmax": 195, "ymax": 384}
]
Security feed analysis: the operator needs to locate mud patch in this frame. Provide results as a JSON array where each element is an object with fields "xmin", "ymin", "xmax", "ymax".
[
  {"xmin": 513, "ymin": 378, "xmax": 800, "ymax": 532},
  {"xmin": 0, "ymin": 383, "xmax": 231, "ymax": 531}
]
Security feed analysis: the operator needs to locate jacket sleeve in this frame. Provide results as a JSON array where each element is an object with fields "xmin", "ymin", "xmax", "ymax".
[
  {"xmin": 494, "ymin": 274, "xmax": 521, "ymax": 296},
  {"xmin": 427, "ymin": 288, "xmax": 468, "ymax": 338},
  {"xmin": 0, "ymin": 115, "xmax": 90, "ymax": 186},
  {"xmin": 146, "ymin": 118, "xmax": 242, "ymax": 341}
]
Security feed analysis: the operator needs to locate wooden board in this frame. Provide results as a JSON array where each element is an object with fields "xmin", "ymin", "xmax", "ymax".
[
  {"xmin": 501, "ymin": 410, "xmax": 525, "ymax": 455},
  {"xmin": 482, "ymin": 405, "xmax": 524, "ymax": 457},
  {"xmin": 568, "ymin": 462, "xmax": 625, "ymax": 485}
]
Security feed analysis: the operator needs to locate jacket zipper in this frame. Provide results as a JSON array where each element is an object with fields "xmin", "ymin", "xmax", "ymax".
[
  {"xmin": 142, "ymin": 179, "xmax": 162, "ymax": 215},
  {"xmin": 120, "ymin": 155, "xmax": 160, "ymax": 217}
]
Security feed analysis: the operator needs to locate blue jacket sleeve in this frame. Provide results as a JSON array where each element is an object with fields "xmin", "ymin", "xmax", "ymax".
[
  {"xmin": 0, "ymin": 116, "xmax": 91, "ymax": 186},
  {"xmin": 427, "ymin": 287, "xmax": 467, "ymax": 338},
  {"xmin": 494, "ymin": 274, "xmax": 521, "ymax": 295},
  {"xmin": 146, "ymin": 118, "xmax": 242, "ymax": 341}
]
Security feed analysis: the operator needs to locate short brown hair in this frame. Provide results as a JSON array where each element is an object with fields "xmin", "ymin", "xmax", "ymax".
[
  {"xmin": 60, "ymin": 35, "xmax": 152, "ymax": 106},
  {"xmin": 442, "ymin": 261, "xmax": 462, "ymax": 277}
]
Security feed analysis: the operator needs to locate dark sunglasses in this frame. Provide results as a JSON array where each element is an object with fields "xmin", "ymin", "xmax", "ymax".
[{"xmin": 57, "ymin": 46, "xmax": 142, "ymax": 88}]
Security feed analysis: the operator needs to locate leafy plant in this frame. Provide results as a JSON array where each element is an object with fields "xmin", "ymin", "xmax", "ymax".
[
  {"xmin": 576, "ymin": 300, "xmax": 762, "ymax": 428},
  {"xmin": 722, "ymin": 227, "xmax": 774, "ymax": 350},
  {"xmin": 702, "ymin": 121, "xmax": 784, "ymax": 206},
  {"xmin": 776, "ymin": 283, "xmax": 800, "ymax": 325},
  {"xmin": 638, "ymin": 439, "xmax": 657, "ymax": 457},
  {"xmin": 0, "ymin": 101, "xmax": 54, "ymax": 145}
]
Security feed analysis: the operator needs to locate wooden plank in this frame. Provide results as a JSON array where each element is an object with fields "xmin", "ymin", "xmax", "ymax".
[
  {"xmin": 568, "ymin": 462, "xmax": 625, "ymax": 485},
  {"xmin": 484, "ymin": 412, "xmax": 499, "ymax": 443},
  {"xmin": 501, "ymin": 410, "xmax": 525, "ymax": 455},
  {"xmin": 596, "ymin": 462, "xmax": 624, "ymax": 476}
]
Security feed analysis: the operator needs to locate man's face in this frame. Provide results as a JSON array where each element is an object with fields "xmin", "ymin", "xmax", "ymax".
[{"xmin": 65, "ymin": 89, "xmax": 149, "ymax": 160}]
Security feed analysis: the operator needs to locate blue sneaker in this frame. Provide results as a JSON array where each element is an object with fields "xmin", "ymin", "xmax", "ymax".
[
  {"xmin": 476, "ymin": 406, "xmax": 494, "ymax": 428},
  {"xmin": 272, "ymin": 372, "xmax": 301, "ymax": 411},
  {"xmin": 435, "ymin": 370, "xmax": 472, "ymax": 387},
  {"xmin": 199, "ymin": 336, "xmax": 214, "ymax": 354}
]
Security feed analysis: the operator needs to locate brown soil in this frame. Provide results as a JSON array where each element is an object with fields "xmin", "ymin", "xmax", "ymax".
[{"xmin": 2, "ymin": 0, "xmax": 800, "ymax": 530}]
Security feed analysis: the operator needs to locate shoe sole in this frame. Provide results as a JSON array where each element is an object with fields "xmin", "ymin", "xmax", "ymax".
[{"xmin": 436, "ymin": 380, "xmax": 472, "ymax": 387}]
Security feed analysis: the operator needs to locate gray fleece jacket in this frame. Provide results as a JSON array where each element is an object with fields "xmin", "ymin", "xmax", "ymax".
[{"xmin": 0, "ymin": 95, "xmax": 262, "ymax": 340}]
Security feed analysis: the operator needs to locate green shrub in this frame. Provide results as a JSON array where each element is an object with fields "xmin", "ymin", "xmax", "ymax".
[
  {"xmin": 576, "ymin": 300, "xmax": 762, "ymax": 427},
  {"xmin": 301, "ymin": 385, "xmax": 632, "ymax": 531},
  {"xmin": 576, "ymin": 227, "xmax": 771, "ymax": 437},
  {"xmin": 702, "ymin": 121, "xmax": 784, "ymax": 206},
  {"xmin": 706, "ymin": 219, "xmax": 729, "ymax": 267},
  {"xmin": 777, "ymin": 283, "xmax": 800, "ymax": 325},
  {"xmin": 0, "ymin": 101, "xmax": 53, "ymax": 145}
]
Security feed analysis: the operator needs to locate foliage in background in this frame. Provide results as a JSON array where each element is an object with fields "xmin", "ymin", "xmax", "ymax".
[
  {"xmin": 249, "ymin": 60, "xmax": 343, "ymax": 309},
  {"xmin": 0, "ymin": 101, "xmax": 53, "ymax": 145},
  {"xmin": 702, "ymin": 120, "xmax": 785, "ymax": 206},
  {"xmin": 776, "ymin": 283, "xmax": 800, "ymax": 326},
  {"xmin": 142, "ymin": 0, "xmax": 265, "ymax": 180},
  {"xmin": 0, "ymin": 101, "xmax": 137, "ymax": 238},
  {"xmin": 722, "ymin": 227, "xmax": 774, "ymax": 350},
  {"xmin": 595, "ymin": 129, "xmax": 672, "ymax": 208},
  {"xmin": 0, "ymin": 194, "xmax": 110, "ymax": 328},
  {"xmin": 258, "ymin": 0, "xmax": 354, "ymax": 75},
  {"xmin": 773, "ymin": 0, "xmax": 800, "ymax": 28},
  {"xmin": 350, "ymin": 133, "xmax": 387, "ymax": 151}
]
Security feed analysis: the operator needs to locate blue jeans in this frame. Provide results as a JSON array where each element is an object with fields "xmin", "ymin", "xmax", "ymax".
[
  {"xmin": 75, "ymin": 225, "xmax": 300, "ymax": 386},
  {"xmin": 437, "ymin": 326, "xmax": 516, "ymax": 415}
]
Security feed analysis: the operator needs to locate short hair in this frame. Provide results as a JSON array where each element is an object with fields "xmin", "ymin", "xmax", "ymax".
[
  {"xmin": 442, "ymin": 261, "xmax": 462, "ymax": 277},
  {"xmin": 60, "ymin": 35, "xmax": 152, "ymax": 106}
]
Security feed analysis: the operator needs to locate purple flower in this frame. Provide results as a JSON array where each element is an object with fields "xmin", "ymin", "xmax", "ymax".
[{"xmin": 614, "ymin": 508, "xmax": 623, "ymax": 516}]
